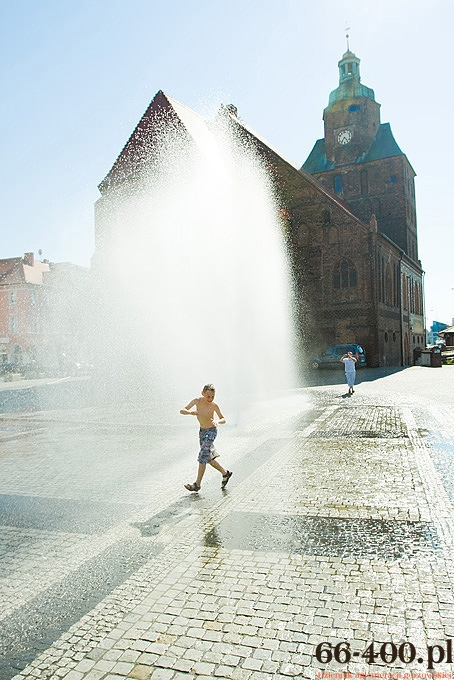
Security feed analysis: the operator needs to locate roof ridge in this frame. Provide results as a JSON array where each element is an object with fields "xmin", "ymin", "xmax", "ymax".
[{"xmin": 98, "ymin": 90, "xmax": 181, "ymax": 192}]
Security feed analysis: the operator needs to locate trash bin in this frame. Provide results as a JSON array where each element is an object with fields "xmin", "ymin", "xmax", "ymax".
[
  {"xmin": 420, "ymin": 351, "xmax": 431, "ymax": 366},
  {"xmin": 430, "ymin": 347, "xmax": 442, "ymax": 367}
]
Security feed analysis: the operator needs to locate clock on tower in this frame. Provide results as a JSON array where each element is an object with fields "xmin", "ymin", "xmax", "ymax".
[{"xmin": 337, "ymin": 129, "xmax": 352, "ymax": 145}]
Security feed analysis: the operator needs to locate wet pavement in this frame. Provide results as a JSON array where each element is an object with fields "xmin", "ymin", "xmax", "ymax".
[{"xmin": 1, "ymin": 366, "xmax": 454, "ymax": 679}]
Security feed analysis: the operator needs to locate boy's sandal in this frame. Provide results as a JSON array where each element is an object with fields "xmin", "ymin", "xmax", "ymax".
[
  {"xmin": 185, "ymin": 482, "xmax": 201, "ymax": 492},
  {"xmin": 221, "ymin": 471, "xmax": 232, "ymax": 489}
]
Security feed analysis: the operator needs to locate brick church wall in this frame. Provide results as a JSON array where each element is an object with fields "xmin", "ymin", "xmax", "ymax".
[{"xmin": 259, "ymin": 150, "xmax": 381, "ymax": 365}]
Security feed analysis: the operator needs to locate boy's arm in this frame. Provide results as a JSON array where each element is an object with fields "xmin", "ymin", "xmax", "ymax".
[
  {"xmin": 180, "ymin": 398, "xmax": 198, "ymax": 416},
  {"xmin": 214, "ymin": 404, "xmax": 226, "ymax": 425}
]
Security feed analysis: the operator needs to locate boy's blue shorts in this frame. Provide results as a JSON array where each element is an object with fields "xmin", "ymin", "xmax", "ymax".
[{"xmin": 198, "ymin": 427, "xmax": 218, "ymax": 464}]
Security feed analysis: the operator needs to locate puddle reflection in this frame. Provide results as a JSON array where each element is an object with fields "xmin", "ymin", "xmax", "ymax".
[{"xmin": 204, "ymin": 511, "xmax": 440, "ymax": 560}]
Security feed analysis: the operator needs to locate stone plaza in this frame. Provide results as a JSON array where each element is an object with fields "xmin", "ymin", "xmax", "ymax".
[{"xmin": 1, "ymin": 367, "xmax": 454, "ymax": 680}]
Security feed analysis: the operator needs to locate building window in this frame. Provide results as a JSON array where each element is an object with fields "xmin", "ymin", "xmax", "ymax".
[
  {"xmin": 333, "ymin": 259, "xmax": 357, "ymax": 289},
  {"xmin": 328, "ymin": 226, "xmax": 339, "ymax": 244},
  {"xmin": 408, "ymin": 276, "xmax": 414, "ymax": 313},
  {"xmin": 402, "ymin": 275, "xmax": 408, "ymax": 310},
  {"xmin": 9, "ymin": 291, "xmax": 17, "ymax": 305},
  {"xmin": 321, "ymin": 209, "xmax": 331, "ymax": 225},
  {"xmin": 380, "ymin": 256, "xmax": 385, "ymax": 302},
  {"xmin": 414, "ymin": 282, "xmax": 421, "ymax": 315},
  {"xmin": 334, "ymin": 175, "xmax": 343, "ymax": 194},
  {"xmin": 9, "ymin": 316, "xmax": 18, "ymax": 334},
  {"xmin": 385, "ymin": 332, "xmax": 389, "ymax": 343},
  {"xmin": 394, "ymin": 264, "xmax": 399, "ymax": 307},
  {"xmin": 385, "ymin": 264, "xmax": 393, "ymax": 306}
]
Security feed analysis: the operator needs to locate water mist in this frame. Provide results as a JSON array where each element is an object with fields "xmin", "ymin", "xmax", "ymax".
[{"xmin": 94, "ymin": 102, "xmax": 298, "ymax": 417}]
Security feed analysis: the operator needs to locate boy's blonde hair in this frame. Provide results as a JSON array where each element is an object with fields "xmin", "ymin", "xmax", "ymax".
[{"xmin": 202, "ymin": 383, "xmax": 215, "ymax": 393}]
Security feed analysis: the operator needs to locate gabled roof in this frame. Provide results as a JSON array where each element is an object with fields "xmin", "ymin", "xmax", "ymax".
[
  {"xmin": 99, "ymin": 91, "xmax": 213, "ymax": 193},
  {"xmin": 361, "ymin": 123, "xmax": 403, "ymax": 162},
  {"xmin": 0, "ymin": 256, "xmax": 50, "ymax": 286},
  {"xmin": 301, "ymin": 122, "xmax": 409, "ymax": 174},
  {"xmin": 438, "ymin": 325, "xmax": 454, "ymax": 336},
  {"xmin": 0, "ymin": 258, "xmax": 21, "ymax": 283},
  {"xmin": 301, "ymin": 139, "xmax": 335, "ymax": 174},
  {"xmin": 99, "ymin": 90, "xmax": 369, "ymax": 231}
]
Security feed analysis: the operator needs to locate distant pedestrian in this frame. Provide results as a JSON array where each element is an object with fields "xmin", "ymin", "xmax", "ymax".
[
  {"xmin": 180, "ymin": 383, "xmax": 232, "ymax": 492},
  {"xmin": 340, "ymin": 351, "xmax": 357, "ymax": 395}
]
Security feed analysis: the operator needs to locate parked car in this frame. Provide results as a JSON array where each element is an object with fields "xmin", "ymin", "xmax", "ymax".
[
  {"xmin": 0, "ymin": 360, "xmax": 46, "ymax": 380},
  {"xmin": 310, "ymin": 344, "xmax": 367, "ymax": 369},
  {"xmin": 0, "ymin": 362, "xmax": 22, "ymax": 380}
]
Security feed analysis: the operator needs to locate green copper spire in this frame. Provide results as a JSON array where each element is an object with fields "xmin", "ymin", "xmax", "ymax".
[{"xmin": 328, "ymin": 50, "xmax": 375, "ymax": 105}]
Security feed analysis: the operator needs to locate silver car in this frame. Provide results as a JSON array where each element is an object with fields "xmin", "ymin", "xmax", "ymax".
[{"xmin": 311, "ymin": 344, "xmax": 367, "ymax": 369}]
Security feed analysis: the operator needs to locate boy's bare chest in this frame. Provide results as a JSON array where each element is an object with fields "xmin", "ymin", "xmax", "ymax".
[{"xmin": 197, "ymin": 401, "xmax": 214, "ymax": 417}]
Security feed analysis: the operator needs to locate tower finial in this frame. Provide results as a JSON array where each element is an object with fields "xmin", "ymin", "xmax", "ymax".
[{"xmin": 345, "ymin": 21, "xmax": 350, "ymax": 51}]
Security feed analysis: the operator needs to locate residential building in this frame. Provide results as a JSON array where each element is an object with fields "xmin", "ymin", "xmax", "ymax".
[
  {"xmin": 0, "ymin": 253, "xmax": 50, "ymax": 370},
  {"xmin": 0, "ymin": 253, "xmax": 90, "ymax": 375}
]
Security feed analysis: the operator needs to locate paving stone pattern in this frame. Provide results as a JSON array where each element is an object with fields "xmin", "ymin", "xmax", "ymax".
[{"xmin": 4, "ymin": 379, "xmax": 454, "ymax": 679}]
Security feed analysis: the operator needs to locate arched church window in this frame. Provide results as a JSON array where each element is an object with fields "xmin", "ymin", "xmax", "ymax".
[
  {"xmin": 402, "ymin": 275, "xmax": 408, "ymax": 310},
  {"xmin": 409, "ymin": 277, "xmax": 415, "ymax": 313},
  {"xmin": 297, "ymin": 222, "xmax": 309, "ymax": 246},
  {"xmin": 334, "ymin": 175, "xmax": 343, "ymax": 194},
  {"xmin": 322, "ymin": 209, "xmax": 331, "ymax": 225},
  {"xmin": 380, "ymin": 256, "xmax": 385, "ymax": 302},
  {"xmin": 385, "ymin": 264, "xmax": 393, "ymax": 306},
  {"xmin": 360, "ymin": 170, "xmax": 369, "ymax": 195},
  {"xmin": 394, "ymin": 263, "xmax": 399, "ymax": 307},
  {"xmin": 328, "ymin": 226, "xmax": 339, "ymax": 244},
  {"xmin": 415, "ymin": 282, "xmax": 421, "ymax": 315},
  {"xmin": 333, "ymin": 259, "xmax": 357, "ymax": 289}
]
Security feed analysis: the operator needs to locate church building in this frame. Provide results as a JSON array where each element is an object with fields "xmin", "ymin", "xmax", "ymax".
[
  {"xmin": 300, "ymin": 48, "xmax": 424, "ymax": 366},
  {"xmin": 93, "ymin": 49, "xmax": 424, "ymax": 368}
]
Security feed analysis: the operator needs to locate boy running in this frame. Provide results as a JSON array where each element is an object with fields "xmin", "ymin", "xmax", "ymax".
[{"xmin": 180, "ymin": 384, "xmax": 232, "ymax": 492}]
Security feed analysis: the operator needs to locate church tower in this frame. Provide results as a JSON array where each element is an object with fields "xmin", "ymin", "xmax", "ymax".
[{"xmin": 302, "ymin": 49, "xmax": 419, "ymax": 263}]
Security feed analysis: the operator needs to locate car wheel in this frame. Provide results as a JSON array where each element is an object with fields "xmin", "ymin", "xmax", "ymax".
[{"xmin": 311, "ymin": 360, "xmax": 320, "ymax": 369}]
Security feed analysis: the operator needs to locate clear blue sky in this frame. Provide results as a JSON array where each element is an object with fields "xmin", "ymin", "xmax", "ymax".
[{"xmin": 1, "ymin": 0, "xmax": 452, "ymax": 325}]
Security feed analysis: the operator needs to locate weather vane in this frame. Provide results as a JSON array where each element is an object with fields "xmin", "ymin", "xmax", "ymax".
[{"xmin": 345, "ymin": 21, "xmax": 350, "ymax": 51}]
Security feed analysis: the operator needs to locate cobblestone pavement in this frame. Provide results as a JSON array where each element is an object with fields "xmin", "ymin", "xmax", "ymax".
[{"xmin": 2, "ymin": 367, "xmax": 454, "ymax": 680}]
